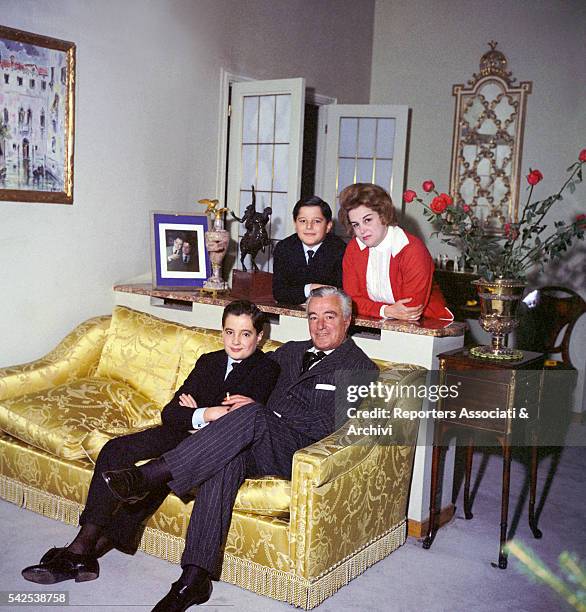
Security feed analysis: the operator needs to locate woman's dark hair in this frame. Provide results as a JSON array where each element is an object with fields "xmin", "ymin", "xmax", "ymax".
[
  {"xmin": 337, "ymin": 183, "xmax": 397, "ymax": 235},
  {"xmin": 292, "ymin": 195, "xmax": 333, "ymax": 222},
  {"xmin": 222, "ymin": 300, "xmax": 266, "ymax": 334}
]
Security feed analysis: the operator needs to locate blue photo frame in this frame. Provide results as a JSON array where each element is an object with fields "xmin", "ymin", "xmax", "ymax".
[{"xmin": 151, "ymin": 211, "xmax": 210, "ymax": 289}]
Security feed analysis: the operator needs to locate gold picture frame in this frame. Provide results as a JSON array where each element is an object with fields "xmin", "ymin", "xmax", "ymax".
[{"xmin": 0, "ymin": 25, "xmax": 76, "ymax": 204}]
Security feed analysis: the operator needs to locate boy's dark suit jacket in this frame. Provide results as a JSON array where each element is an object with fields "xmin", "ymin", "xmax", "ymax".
[
  {"xmin": 272, "ymin": 233, "xmax": 347, "ymax": 304},
  {"xmin": 161, "ymin": 349, "xmax": 280, "ymax": 432}
]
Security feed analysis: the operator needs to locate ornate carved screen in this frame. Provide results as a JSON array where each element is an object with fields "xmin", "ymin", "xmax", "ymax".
[{"xmin": 449, "ymin": 42, "xmax": 532, "ymax": 233}]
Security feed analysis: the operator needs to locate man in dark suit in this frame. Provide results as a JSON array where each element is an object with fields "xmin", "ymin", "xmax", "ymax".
[
  {"xmin": 113, "ymin": 287, "xmax": 376, "ymax": 611},
  {"xmin": 167, "ymin": 240, "xmax": 199, "ymax": 272},
  {"xmin": 21, "ymin": 300, "xmax": 279, "ymax": 584},
  {"xmin": 272, "ymin": 196, "xmax": 347, "ymax": 304}
]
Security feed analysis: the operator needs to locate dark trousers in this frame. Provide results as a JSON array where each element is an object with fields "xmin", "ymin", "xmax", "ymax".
[
  {"xmin": 80, "ymin": 404, "xmax": 310, "ymax": 576},
  {"xmin": 163, "ymin": 403, "xmax": 310, "ymax": 575},
  {"xmin": 79, "ymin": 425, "xmax": 189, "ymax": 553}
]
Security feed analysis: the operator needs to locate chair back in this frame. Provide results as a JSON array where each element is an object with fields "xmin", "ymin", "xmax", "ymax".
[{"xmin": 517, "ymin": 286, "xmax": 586, "ymax": 366}]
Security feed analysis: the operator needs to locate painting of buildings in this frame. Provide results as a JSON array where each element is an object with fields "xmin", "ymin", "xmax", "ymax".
[{"xmin": 0, "ymin": 36, "xmax": 68, "ymax": 192}]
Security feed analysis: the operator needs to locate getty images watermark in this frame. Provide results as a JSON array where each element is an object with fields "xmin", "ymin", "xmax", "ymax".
[
  {"xmin": 346, "ymin": 380, "xmax": 530, "ymax": 428},
  {"xmin": 334, "ymin": 369, "xmax": 581, "ymax": 447}
]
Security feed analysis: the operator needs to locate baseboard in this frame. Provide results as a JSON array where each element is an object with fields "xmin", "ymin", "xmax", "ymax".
[{"xmin": 407, "ymin": 504, "xmax": 455, "ymax": 538}]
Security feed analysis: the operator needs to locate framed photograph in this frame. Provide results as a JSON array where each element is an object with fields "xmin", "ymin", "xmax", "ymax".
[
  {"xmin": 0, "ymin": 25, "xmax": 75, "ymax": 204},
  {"xmin": 151, "ymin": 211, "xmax": 210, "ymax": 290}
]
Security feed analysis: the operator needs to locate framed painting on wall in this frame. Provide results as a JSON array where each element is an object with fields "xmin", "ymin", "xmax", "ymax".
[
  {"xmin": 0, "ymin": 25, "xmax": 76, "ymax": 204},
  {"xmin": 151, "ymin": 212, "xmax": 210, "ymax": 290}
]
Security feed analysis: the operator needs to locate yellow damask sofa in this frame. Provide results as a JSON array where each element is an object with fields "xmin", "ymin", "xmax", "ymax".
[{"xmin": 0, "ymin": 306, "xmax": 424, "ymax": 609}]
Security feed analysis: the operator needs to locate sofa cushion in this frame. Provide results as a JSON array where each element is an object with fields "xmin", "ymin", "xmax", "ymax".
[
  {"xmin": 0, "ymin": 377, "xmax": 159, "ymax": 460},
  {"xmin": 233, "ymin": 475, "xmax": 290, "ymax": 518},
  {"xmin": 96, "ymin": 306, "xmax": 183, "ymax": 408},
  {"xmin": 175, "ymin": 328, "xmax": 225, "ymax": 389}
]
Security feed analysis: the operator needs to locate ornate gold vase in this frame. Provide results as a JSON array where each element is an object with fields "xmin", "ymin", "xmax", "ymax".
[{"xmin": 470, "ymin": 278, "xmax": 526, "ymax": 360}]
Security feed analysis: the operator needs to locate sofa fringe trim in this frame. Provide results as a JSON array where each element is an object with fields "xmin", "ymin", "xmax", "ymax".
[
  {"xmin": 0, "ymin": 475, "xmax": 406, "ymax": 610},
  {"xmin": 219, "ymin": 520, "xmax": 406, "ymax": 609},
  {"xmin": 0, "ymin": 476, "xmax": 187, "ymax": 563},
  {"xmin": 0, "ymin": 475, "xmax": 82, "ymax": 526},
  {"xmin": 138, "ymin": 526, "xmax": 185, "ymax": 564}
]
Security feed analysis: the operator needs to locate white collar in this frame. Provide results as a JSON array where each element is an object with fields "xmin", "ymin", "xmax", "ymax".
[
  {"xmin": 302, "ymin": 241, "xmax": 323, "ymax": 255},
  {"xmin": 356, "ymin": 226, "xmax": 409, "ymax": 257},
  {"xmin": 308, "ymin": 346, "xmax": 334, "ymax": 356},
  {"xmin": 227, "ymin": 356, "xmax": 242, "ymax": 368}
]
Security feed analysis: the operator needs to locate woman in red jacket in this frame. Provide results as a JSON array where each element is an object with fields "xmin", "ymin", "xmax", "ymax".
[{"xmin": 339, "ymin": 183, "xmax": 453, "ymax": 322}]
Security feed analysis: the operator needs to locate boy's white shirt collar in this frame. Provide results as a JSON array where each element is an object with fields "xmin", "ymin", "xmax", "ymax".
[
  {"xmin": 227, "ymin": 356, "xmax": 242, "ymax": 368},
  {"xmin": 356, "ymin": 226, "xmax": 409, "ymax": 257},
  {"xmin": 302, "ymin": 241, "xmax": 323, "ymax": 255}
]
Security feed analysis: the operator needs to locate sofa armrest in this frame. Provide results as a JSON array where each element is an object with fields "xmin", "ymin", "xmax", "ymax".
[
  {"xmin": 0, "ymin": 315, "xmax": 112, "ymax": 401},
  {"xmin": 289, "ymin": 366, "xmax": 425, "ymax": 579}
]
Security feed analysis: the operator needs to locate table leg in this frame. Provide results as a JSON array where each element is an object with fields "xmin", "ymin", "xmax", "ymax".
[
  {"xmin": 498, "ymin": 442, "xmax": 511, "ymax": 569},
  {"xmin": 528, "ymin": 445, "xmax": 543, "ymax": 538},
  {"xmin": 422, "ymin": 443, "xmax": 443, "ymax": 549},
  {"xmin": 464, "ymin": 437, "xmax": 474, "ymax": 520}
]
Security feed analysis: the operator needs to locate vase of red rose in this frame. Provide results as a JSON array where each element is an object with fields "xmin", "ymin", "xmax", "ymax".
[{"xmin": 403, "ymin": 150, "xmax": 586, "ymax": 360}]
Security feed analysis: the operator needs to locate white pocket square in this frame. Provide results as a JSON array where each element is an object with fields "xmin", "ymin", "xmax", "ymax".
[{"xmin": 315, "ymin": 383, "xmax": 336, "ymax": 391}]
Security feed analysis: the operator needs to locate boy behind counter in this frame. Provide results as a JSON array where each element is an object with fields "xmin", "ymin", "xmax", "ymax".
[{"xmin": 272, "ymin": 196, "xmax": 346, "ymax": 305}]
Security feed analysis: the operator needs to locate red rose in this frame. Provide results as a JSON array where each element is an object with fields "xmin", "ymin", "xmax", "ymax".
[
  {"xmin": 504, "ymin": 223, "xmax": 519, "ymax": 239},
  {"xmin": 422, "ymin": 180, "xmax": 435, "ymax": 193},
  {"xmin": 526, "ymin": 169, "xmax": 543, "ymax": 186},
  {"xmin": 576, "ymin": 213, "xmax": 586, "ymax": 226},
  {"xmin": 403, "ymin": 189, "xmax": 417, "ymax": 203},
  {"xmin": 579, "ymin": 149, "xmax": 586, "ymax": 162},
  {"xmin": 463, "ymin": 204, "xmax": 471, "ymax": 213},
  {"xmin": 440, "ymin": 193, "xmax": 454, "ymax": 206},
  {"xmin": 430, "ymin": 196, "xmax": 448, "ymax": 214}
]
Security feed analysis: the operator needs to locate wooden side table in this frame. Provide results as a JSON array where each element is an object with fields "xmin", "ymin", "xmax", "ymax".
[{"xmin": 422, "ymin": 348, "xmax": 545, "ymax": 569}]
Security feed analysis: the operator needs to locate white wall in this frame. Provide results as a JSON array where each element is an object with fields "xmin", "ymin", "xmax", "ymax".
[
  {"xmin": 0, "ymin": 0, "xmax": 374, "ymax": 367},
  {"xmin": 370, "ymin": 0, "xmax": 586, "ymax": 410}
]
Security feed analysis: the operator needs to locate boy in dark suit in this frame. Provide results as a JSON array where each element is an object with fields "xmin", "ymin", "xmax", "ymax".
[
  {"xmin": 272, "ymin": 196, "xmax": 346, "ymax": 304},
  {"xmin": 22, "ymin": 300, "xmax": 279, "ymax": 584}
]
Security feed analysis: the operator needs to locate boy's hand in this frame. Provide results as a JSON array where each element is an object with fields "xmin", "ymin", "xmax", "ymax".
[
  {"xmin": 179, "ymin": 393, "xmax": 198, "ymax": 408},
  {"xmin": 222, "ymin": 394, "xmax": 255, "ymax": 410},
  {"xmin": 203, "ymin": 406, "xmax": 230, "ymax": 422}
]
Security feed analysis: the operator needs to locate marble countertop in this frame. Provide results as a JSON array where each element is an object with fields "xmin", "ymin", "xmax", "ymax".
[{"xmin": 114, "ymin": 283, "xmax": 466, "ymax": 338}]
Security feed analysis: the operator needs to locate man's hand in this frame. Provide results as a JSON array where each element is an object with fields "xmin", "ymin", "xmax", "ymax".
[
  {"xmin": 222, "ymin": 394, "xmax": 255, "ymax": 411},
  {"xmin": 383, "ymin": 298, "xmax": 424, "ymax": 321},
  {"xmin": 179, "ymin": 393, "xmax": 198, "ymax": 408},
  {"xmin": 203, "ymin": 406, "xmax": 230, "ymax": 422}
]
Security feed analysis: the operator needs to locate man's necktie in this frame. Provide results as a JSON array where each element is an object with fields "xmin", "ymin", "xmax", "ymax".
[
  {"xmin": 307, "ymin": 250, "xmax": 315, "ymax": 264},
  {"xmin": 301, "ymin": 350, "xmax": 326, "ymax": 373}
]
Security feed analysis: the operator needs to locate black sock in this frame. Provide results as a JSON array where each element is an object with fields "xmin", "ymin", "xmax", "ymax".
[
  {"xmin": 93, "ymin": 535, "xmax": 114, "ymax": 558},
  {"xmin": 179, "ymin": 564, "xmax": 208, "ymax": 586},
  {"xmin": 67, "ymin": 523, "xmax": 102, "ymax": 556},
  {"xmin": 137, "ymin": 456, "xmax": 172, "ymax": 488}
]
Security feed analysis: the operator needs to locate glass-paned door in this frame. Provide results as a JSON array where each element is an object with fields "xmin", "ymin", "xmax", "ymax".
[
  {"xmin": 227, "ymin": 78, "xmax": 305, "ymax": 271},
  {"xmin": 321, "ymin": 105, "xmax": 409, "ymax": 228}
]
